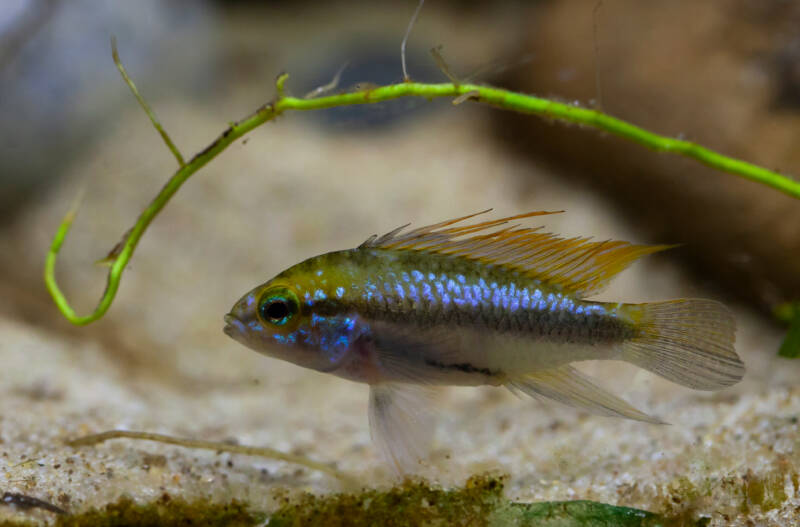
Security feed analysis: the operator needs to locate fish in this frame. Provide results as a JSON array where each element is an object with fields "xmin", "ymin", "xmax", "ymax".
[{"xmin": 223, "ymin": 210, "xmax": 744, "ymax": 472}]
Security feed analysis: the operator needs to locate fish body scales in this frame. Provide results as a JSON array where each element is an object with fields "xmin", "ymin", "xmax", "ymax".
[{"xmin": 320, "ymin": 248, "xmax": 634, "ymax": 346}]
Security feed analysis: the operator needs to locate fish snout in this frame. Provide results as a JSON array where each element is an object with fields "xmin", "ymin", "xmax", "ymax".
[
  {"xmin": 223, "ymin": 312, "xmax": 246, "ymax": 339},
  {"xmin": 224, "ymin": 292, "xmax": 259, "ymax": 339}
]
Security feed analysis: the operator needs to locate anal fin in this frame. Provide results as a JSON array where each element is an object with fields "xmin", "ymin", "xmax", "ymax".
[
  {"xmin": 506, "ymin": 366, "xmax": 665, "ymax": 424},
  {"xmin": 368, "ymin": 383, "xmax": 439, "ymax": 475}
]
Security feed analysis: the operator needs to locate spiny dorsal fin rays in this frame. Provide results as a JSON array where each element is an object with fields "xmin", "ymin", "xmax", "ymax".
[
  {"xmin": 403, "ymin": 209, "xmax": 493, "ymax": 236},
  {"xmin": 365, "ymin": 210, "xmax": 560, "ymax": 251},
  {"xmin": 361, "ymin": 210, "xmax": 672, "ymax": 298},
  {"xmin": 369, "ymin": 224, "xmax": 411, "ymax": 247}
]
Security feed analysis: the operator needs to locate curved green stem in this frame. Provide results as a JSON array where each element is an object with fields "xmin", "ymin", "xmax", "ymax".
[
  {"xmin": 45, "ymin": 72, "xmax": 800, "ymax": 325},
  {"xmin": 67, "ymin": 430, "xmax": 355, "ymax": 485}
]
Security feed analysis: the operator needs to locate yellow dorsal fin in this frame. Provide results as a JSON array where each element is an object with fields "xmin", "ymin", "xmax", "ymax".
[{"xmin": 361, "ymin": 210, "xmax": 673, "ymax": 298}]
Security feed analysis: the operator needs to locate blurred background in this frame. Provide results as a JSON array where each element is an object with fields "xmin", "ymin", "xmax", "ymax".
[{"xmin": 1, "ymin": 0, "xmax": 800, "ymax": 522}]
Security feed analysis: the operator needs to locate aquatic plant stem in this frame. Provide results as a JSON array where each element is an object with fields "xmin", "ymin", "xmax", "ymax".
[
  {"xmin": 45, "ymin": 62, "xmax": 800, "ymax": 325},
  {"xmin": 68, "ymin": 430, "xmax": 356, "ymax": 485},
  {"xmin": 111, "ymin": 38, "xmax": 185, "ymax": 167}
]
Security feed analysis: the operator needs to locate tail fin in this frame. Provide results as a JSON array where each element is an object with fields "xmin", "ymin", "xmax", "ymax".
[{"xmin": 622, "ymin": 299, "xmax": 743, "ymax": 390}]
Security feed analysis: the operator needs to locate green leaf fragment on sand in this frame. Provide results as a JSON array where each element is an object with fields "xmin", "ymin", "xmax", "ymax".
[
  {"xmin": 778, "ymin": 305, "xmax": 800, "ymax": 358},
  {"xmin": 492, "ymin": 500, "xmax": 667, "ymax": 527}
]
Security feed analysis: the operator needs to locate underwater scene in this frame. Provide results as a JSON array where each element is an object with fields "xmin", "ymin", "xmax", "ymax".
[{"xmin": 1, "ymin": 1, "xmax": 800, "ymax": 525}]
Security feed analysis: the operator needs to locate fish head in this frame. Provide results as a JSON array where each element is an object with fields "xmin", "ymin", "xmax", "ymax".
[{"xmin": 224, "ymin": 272, "xmax": 359, "ymax": 373}]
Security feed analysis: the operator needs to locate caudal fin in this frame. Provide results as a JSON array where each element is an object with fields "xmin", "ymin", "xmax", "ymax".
[{"xmin": 622, "ymin": 299, "xmax": 743, "ymax": 390}]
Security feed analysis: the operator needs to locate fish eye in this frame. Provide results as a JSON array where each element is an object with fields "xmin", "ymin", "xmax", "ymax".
[
  {"xmin": 257, "ymin": 290, "xmax": 298, "ymax": 326},
  {"xmin": 264, "ymin": 300, "xmax": 288, "ymax": 320}
]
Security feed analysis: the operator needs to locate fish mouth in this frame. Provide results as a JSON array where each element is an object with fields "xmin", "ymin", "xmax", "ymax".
[{"xmin": 223, "ymin": 313, "xmax": 245, "ymax": 338}]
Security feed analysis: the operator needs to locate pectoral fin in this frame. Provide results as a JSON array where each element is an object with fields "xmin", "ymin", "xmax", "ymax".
[
  {"xmin": 368, "ymin": 383, "xmax": 439, "ymax": 475},
  {"xmin": 506, "ymin": 365, "xmax": 665, "ymax": 424}
]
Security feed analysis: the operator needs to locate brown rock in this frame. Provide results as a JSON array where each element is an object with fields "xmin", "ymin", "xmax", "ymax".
[{"xmin": 495, "ymin": 0, "xmax": 800, "ymax": 313}]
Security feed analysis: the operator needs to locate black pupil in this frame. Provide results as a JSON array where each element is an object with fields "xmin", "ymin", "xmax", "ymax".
[{"xmin": 264, "ymin": 300, "xmax": 289, "ymax": 320}]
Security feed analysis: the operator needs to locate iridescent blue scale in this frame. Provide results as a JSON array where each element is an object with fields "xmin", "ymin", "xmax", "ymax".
[{"xmin": 349, "ymin": 267, "xmax": 612, "ymax": 342}]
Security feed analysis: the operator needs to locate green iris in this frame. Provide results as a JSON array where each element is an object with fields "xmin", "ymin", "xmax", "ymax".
[{"xmin": 258, "ymin": 289, "xmax": 299, "ymax": 326}]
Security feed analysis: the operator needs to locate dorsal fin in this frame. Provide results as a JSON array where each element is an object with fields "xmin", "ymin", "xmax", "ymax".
[{"xmin": 360, "ymin": 210, "xmax": 673, "ymax": 298}]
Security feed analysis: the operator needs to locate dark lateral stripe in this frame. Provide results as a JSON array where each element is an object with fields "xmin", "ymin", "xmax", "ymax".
[{"xmin": 424, "ymin": 358, "xmax": 497, "ymax": 377}]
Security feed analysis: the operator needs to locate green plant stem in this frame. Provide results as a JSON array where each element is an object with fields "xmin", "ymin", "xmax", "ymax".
[
  {"xmin": 111, "ymin": 38, "xmax": 185, "ymax": 167},
  {"xmin": 67, "ymin": 430, "xmax": 354, "ymax": 485},
  {"xmin": 45, "ymin": 72, "xmax": 800, "ymax": 325}
]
